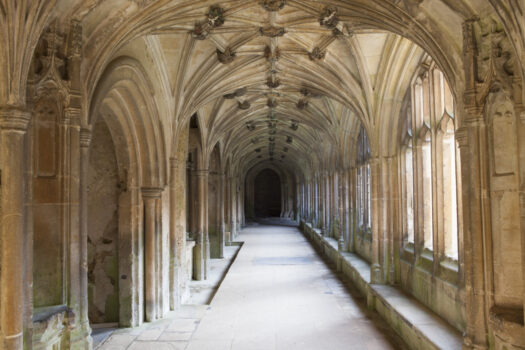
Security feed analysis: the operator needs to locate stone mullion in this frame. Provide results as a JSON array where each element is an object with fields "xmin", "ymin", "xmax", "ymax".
[{"xmin": 0, "ymin": 108, "xmax": 31, "ymax": 350}]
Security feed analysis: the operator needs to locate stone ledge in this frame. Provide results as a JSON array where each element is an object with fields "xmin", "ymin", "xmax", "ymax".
[{"xmin": 301, "ymin": 221, "xmax": 463, "ymax": 350}]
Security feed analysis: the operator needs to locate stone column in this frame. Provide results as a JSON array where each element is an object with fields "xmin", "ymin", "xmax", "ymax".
[
  {"xmin": 457, "ymin": 123, "xmax": 489, "ymax": 349},
  {"xmin": 218, "ymin": 173, "xmax": 225, "ymax": 258},
  {"xmin": 0, "ymin": 107, "xmax": 30, "ymax": 350},
  {"xmin": 193, "ymin": 170, "xmax": 208, "ymax": 280},
  {"xmin": 79, "ymin": 128, "xmax": 92, "ymax": 344},
  {"xmin": 343, "ymin": 169, "xmax": 351, "ymax": 251},
  {"xmin": 169, "ymin": 158, "xmax": 181, "ymax": 309},
  {"xmin": 224, "ymin": 175, "xmax": 231, "ymax": 244},
  {"xmin": 230, "ymin": 177, "xmax": 237, "ymax": 239},
  {"xmin": 370, "ymin": 157, "xmax": 382, "ymax": 283},
  {"xmin": 321, "ymin": 172, "xmax": 328, "ymax": 235},
  {"xmin": 338, "ymin": 169, "xmax": 346, "ymax": 251},
  {"xmin": 142, "ymin": 188, "xmax": 161, "ymax": 321},
  {"xmin": 155, "ymin": 196, "xmax": 163, "ymax": 318},
  {"xmin": 349, "ymin": 167, "xmax": 357, "ymax": 253}
]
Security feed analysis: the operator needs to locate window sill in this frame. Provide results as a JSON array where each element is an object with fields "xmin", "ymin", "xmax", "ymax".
[
  {"xmin": 401, "ymin": 243, "xmax": 415, "ymax": 263},
  {"xmin": 439, "ymin": 258, "xmax": 459, "ymax": 284},
  {"xmin": 417, "ymin": 248, "xmax": 434, "ymax": 271},
  {"xmin": 33, "ymin": 305, "xmax": 68, "ymax": 323}
]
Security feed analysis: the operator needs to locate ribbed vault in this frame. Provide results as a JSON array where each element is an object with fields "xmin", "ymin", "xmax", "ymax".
[{"xmin": 71, "ymin": 0, "xmax": 470, "ymax": 181}]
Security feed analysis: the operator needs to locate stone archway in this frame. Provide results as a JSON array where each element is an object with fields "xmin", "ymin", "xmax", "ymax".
[
  {"xmin": 87, "ymin": 117, "xmax": 120, "ymax": 325},
  {"xmin": 253, "ymin": 168, "xmax": 282, "ymax": 217},
  {"xmin": 254, "ymin": 168, "xmax": 282, "ymax": 218}
]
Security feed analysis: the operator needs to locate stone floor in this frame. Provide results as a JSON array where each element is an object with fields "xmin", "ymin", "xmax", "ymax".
[
  {"xmin": 98, "ymin": 224, "xmax": 407, "ymax": 350},
  {"xmin": 187, "ymin": 244, "xmax": 242, "ymax": 305}
]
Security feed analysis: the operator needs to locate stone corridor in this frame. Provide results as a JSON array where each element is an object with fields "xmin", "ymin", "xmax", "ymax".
[{"xmin": 98, "ymin": 225, "xmax": 405, "ymax": 350}]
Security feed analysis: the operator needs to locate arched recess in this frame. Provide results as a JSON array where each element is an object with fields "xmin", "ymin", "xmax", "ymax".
[
  {"xmin": 254, "ymin": 169, "xmax": 282, "ymax": 218},
  {"xmin": 186, "ymin": 114, "xmax": 202, "ymax": 243},
  {"xmin": 87, "ymin": 56, "xmax": 166, "ymax": 327},
  {"xmin": 208, "ymin": 143, "xmax": 223, "ymax": 258},
  {"xmin": 87, "ymin": 115, "xmax": 121, "ymax": 325},
  {"xmin": 244, "ymin": 162, "xmax": 297, "ymax": 221}
]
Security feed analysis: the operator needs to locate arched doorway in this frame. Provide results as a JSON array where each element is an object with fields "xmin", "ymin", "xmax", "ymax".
[
  {"xmin": 254, "ymin": 168, "xmax": 282, "ymax": 217},
  {"xmin": 87, "ymin": 117, "xmax": 120, "ymax": 325}
]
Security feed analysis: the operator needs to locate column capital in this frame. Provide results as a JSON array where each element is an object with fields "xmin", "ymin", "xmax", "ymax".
[
  {"xmin": 80, "ymin": 128, "xmax": 92, "ymax": 148},
  {"xmin": 0, "ymin": 106, "xmax": 30, "ymax": 132},
  {"xmin": 141, "ymin": 187, "xmax": 163, "ymax": 199},
  {"xmin": 455, "ymin": 126, "xmax": 469, "ymax": 149}
]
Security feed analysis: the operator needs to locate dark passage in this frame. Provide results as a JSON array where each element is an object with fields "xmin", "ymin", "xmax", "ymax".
[{"xmin": 254, "ymin": 168, "xmax": 281, "ymax": 217}]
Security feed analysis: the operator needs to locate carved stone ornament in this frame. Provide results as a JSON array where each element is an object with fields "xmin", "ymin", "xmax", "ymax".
[
  {"xmin": 267, "ymin": 97, "xmax": 278, "ymax": 108},
  {"xmin": 259, "ymin": 26, "xmax": 286, "ymax": 38},
  {"xmin": 246, "ymin": 121, "xmax": 256, "ymax": 130},
  {"xmin": 224, "ymin": 87, "xmax": 246, "ymax": 99},
  {"xmin": 297, "ymin": 99, "xmax": 308, "ymax": 109},
  {"xmin": 217, "ymin": 47, "xmax": 236, "ymax": 64},
  {"xmin": 238, "ymin": 101, "xmax": 251, "ymax": 110},
  {"xmin": 264, "ymin": 46, "xmax": 281, "ymax": 62},
  {"xmin": 192, "ymin": 5, "xmax": 225, "ymax": 40},
  {"xmin": 260, "ymin": 0, "xmax": 286, "ymax": 11},
  {"xmin": 319, "ymin": 6, "xmax": 338, "ymax": 29},
  {"xmin": 207, "ymin": 5, "xmax": 225, "ymax": 26},
  {"xmin": 309, "ymin": 47, "xmax": 326, "ymax": 61},
  {"xmin": 192, "ymin": 22, "xmax": 212, "ymax": 40},
  {"xmin": 267, "ymin": 76, "xmax": 281, "ymax": 88}
]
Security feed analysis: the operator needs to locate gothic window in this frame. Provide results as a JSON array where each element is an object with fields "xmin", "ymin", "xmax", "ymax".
[
  {"xmin": 401, "ymin": 108, "xmax": 415, "ymax": 244},
  {"xmin": 406, "ymin": 59, "xmax": 461, "ymax": 262},
  {"xmin": 435, "ymin": 70, "xmax": 459, "ymax": 259},
  {"xmin": 356, "ymin": 126, "xmax": 371, "ymax": 231}
]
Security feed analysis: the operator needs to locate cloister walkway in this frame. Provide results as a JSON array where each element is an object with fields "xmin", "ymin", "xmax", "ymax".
[{"xmin": 98, "ymin": 224, "xmax": 406, "ymax": 350}]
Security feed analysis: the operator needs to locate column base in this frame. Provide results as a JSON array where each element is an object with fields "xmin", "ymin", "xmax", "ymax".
[
  {"xmin": 370, "ymin": 264, "xmax": 383, "ymax": 284},
  {"xmin": 69, "ymin": 322, "xmax": 93, "ymax": 350},
  {"xmin": 193, "ymin": 242, "xmax": 205, "ymax": 281},
  {"xmin": 338, "ymin": 239, "xmax": 345, "ymax": 252}
]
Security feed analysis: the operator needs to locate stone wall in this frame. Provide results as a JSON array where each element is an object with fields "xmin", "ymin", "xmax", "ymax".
[{"xmin": 87, "ymin": 118, "xmax": 120, "ymax": 324}]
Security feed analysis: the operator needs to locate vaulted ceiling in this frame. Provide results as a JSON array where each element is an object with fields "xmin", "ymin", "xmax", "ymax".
[{"xmin": 54, "ymin": 0, "xmax": 508, "ymax": 179}]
